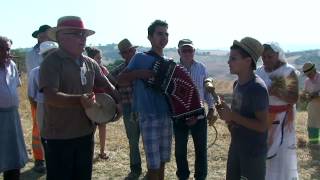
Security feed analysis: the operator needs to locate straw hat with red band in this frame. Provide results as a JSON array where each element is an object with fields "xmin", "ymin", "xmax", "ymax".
[{"xmin": 48, "ymin": 16, "xmax": 95, "ymax": 41}]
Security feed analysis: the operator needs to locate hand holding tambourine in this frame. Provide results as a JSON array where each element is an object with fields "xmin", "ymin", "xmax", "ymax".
[{"xmin": 84, "ymin": 93, "xmax": 120, "ymax": 124}]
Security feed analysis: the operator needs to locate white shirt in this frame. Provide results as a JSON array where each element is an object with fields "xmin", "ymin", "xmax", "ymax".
[
  {"xmin": 25, "ymin": 45, "xmax": 42, "ymax": 76},
  {"xmin": 256, "ymin": 63, "xmax": 298, "ymax": 106},
  {"xmin": 28, "ymin": 66, "xmax": 44, "ymax": 103},
  {"xmin": 304, "ymin": 72, "xmax": 320, "ymax": 94}
]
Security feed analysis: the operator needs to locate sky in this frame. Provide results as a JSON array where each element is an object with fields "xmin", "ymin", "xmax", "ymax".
[{"xmin": 2, "ymin": 0, "xmax": 320, "ymax": 51}]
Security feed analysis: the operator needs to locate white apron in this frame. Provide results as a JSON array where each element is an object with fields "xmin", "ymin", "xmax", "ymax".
[{"xmin": 256, "ymin": 64, "xmax": 299, "ymax": 180}]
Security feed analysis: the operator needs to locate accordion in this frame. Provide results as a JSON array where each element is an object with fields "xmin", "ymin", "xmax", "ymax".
[{"xmin": 146, "ymin": 58, "xmax": 205, "ymax": 122}]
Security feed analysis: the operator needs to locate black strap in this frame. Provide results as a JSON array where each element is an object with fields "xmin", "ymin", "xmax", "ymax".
[
  {"xmin": 144, "ymin": 50, "xmax": 173, "ymax": 62},
  {"xmin": 144, "ymin": 50, "xmax": 164, "ymax": 60}
]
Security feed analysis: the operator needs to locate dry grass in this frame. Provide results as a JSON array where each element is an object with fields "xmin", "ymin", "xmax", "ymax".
[{"xmin": 2, "ymin": 75, "xmax": 319, "ymax": 180}]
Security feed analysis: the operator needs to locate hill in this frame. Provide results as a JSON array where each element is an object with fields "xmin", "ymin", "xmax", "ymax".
[
  {"xmin": 96, "ymin": 45, "xmax": 320, "ymax": 82},
  {"xmin": 11, "ymin": 45, "xmax": 320, "ymax": 83}
]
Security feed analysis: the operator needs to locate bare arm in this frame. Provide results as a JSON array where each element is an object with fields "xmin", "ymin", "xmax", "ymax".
[
  {"xmin": 217, "ymin": 101, "xmax": 268, "ymax": 133},
  {"xmin": 43, "ymin": 87, "xmax": 83, "ymax": 108},
  {"xmin": 117, "ymin": 68, "xmax": 153, "ymax": 85},
  {"xmin": 231, "ymin": 110, "xmax": 268, "ymax": 133},
  {"xmin": 106, "ymin": 74, "xmax": 118, "ymax": 87}
]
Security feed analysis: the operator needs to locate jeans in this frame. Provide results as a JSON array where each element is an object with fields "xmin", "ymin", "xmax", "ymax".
[
  {"xmin": 173, "ymin": 118, "xmax": 207, "ymax": 180},
  {"xmin": 122, "ymin": 103, "xmax": 142, "ymax": 172},
  {"xmin": 227, "ymin": 142, "xmax": 266, "ymax": 180}
]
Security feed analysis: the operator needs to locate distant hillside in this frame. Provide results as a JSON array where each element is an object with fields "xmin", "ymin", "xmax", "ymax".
[
  {"xmin": 11, "ymin": 45, "xmax": 320, "ymax": 83},
  {"xmin": 97, "ymin": 45, "xmax": 320, "ymax": 81}
]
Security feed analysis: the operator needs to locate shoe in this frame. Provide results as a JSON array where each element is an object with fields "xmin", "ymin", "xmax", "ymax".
[
  {"xmin": 124, "ymin": 171, "xmax": 142, "ymax": 180},
  {"xmin": 33, "ymin": 160, "xmax": 46, "ymax": 173},
  {"xmin": 98, "ymin": 153, "xmax": 109, "ymax": 160}
]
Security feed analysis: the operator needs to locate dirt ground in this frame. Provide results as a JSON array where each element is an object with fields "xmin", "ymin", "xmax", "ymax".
[{"xmin": 1, "ymin": 77, "xmax": 319, "ymax": 180}]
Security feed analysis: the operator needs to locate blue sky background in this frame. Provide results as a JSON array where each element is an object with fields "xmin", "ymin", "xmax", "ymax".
[{"xmin": 2, "ymin": 0, "xmax": 319, "ymax": 51}]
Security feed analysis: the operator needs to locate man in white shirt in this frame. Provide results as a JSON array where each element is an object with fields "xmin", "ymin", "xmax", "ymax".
[
  {"xmin": 25, "ymin": 24, "xmax": 51, "ymax": 173},
  {"xmin": 301, "ymin": 62, "xmax": 320, "ymax": 146},
  {"xmin": 174, "ymin": 39, "xmax": 215, "ymax": 180}
]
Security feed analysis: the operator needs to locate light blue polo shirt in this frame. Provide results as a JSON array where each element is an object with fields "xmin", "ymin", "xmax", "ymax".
[{"xmin": 127, "ymin": 52, "xmax": 170, "ymax": 116}]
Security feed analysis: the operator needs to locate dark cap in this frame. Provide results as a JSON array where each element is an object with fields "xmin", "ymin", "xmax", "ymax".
[
  {"xmin": 178, "ymin": 39, "xmax": 194, "ymax": 48},
  {"xmin": 32, "ymin": 25, "xmax": 51, "ymax": 38}
]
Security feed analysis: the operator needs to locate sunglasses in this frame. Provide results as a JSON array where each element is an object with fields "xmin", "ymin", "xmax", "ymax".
[{"xmin": 63, "ymin": 31, "xmax": 87, "ymax": 38}]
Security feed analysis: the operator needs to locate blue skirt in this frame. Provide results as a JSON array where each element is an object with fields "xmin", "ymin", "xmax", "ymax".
[{"xmin": 0, "ymin": 107, "xmax": 28, "ymax": 172}]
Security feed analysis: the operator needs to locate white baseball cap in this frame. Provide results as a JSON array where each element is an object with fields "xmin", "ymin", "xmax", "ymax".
[{"xmin": 39, "ymin": 41, "xmax": 58, "ymax": 55}]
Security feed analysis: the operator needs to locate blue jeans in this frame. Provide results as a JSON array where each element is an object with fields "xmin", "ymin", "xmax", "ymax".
[
  {"xmin": 173, "ymin": 118, "xmax": 207, "ymax": 180},
  {"xmin": 122, "ymin": 103, "xmax": 142, "ymax": 172}
]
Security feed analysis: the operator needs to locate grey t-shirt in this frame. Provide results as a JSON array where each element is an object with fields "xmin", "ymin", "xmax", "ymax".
[{"xmin": 230, "ymin": 74, "xmax": 269, "ymax": 156}]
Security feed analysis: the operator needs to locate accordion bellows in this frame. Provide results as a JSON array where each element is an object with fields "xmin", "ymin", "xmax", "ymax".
[{"xmin": 146, "ymin": 59, "xmax": 205, "ymax": 121}]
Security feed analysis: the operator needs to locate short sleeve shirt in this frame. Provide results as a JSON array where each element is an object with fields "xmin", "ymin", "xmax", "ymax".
[
  {"xmin": 28, "ymin": 67, "xmax": 44, "ymax": 103},
  {"xmin": 39, "ymin": 49, "xmax": 106, "ymax": 139},
  {"xmin": 127, "ymin": 52, "xmax": 170, "ymax": 116},
  {"xmin": 230, "ymin": 75, "xmax": 269, "ymax": 156}
]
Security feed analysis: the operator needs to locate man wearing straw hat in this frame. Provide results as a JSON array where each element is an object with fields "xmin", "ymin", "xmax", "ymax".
[
  {"xmin": 25, "ymin": 24, "xmax": 51, "ymax": 173},
  {"xmin": 39, "ymin": 16, "xmax": 120, "ymax": 179},
  {"xmin": 111, "ymin": 38, "xmax": 142, "ymax": 179},
  {"xmin": 301, "ymin": 62, "xmax": 320, "ymax": 147},
  {"xmin": 217, "ymin": 37, "xmax": 269, "ymax": 180},
  {"xmin": 28, "ymin": 40, "xmax": 58, "ymax": 145}
]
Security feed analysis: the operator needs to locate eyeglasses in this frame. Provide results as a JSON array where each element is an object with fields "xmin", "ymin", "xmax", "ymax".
[
  {"xmin": 63, "ymin": 31, "xmax": 87, "ymax": 38},
  {"xmin": 181, "ymin": 49, "xmax": 194, "ymax": 53}
]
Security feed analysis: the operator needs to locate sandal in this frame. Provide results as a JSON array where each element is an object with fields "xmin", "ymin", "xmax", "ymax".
[{"xmin": 98, "ymin": 153, "xmax": 109, "ymax": 160}]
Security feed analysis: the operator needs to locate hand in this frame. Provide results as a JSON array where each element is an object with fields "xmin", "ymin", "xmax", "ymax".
[
  {"xmin": 269, "ymin": 86, "xmax": 285, "ymax": 98},
  {"xmin": 112, "ymin": 104, "xmax": 123, "ymax": 122},
  {"xmin": 216, "ymin": 101, "xmax": 233, "ymax": 123},
  {"xmin": 80, "ymin": 92, "xmax": 95, "ymax": 109}
]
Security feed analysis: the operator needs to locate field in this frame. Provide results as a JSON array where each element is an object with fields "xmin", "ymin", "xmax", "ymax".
[{"xmin": 2, "ymin": 76, "xmax": 320, "ymax": 180}]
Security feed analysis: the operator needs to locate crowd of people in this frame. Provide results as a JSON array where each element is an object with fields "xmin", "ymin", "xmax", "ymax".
[{"xmin": 0, "ymin": 15, "xmax": 319, "ymax": 180}]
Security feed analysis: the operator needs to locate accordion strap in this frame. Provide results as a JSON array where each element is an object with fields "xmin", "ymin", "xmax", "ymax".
[
  {"xmin": 144, "ymin": 50, "xmax": 173, "ymax": 62},
  {"xmin": 145, "ymin": 50, "xmax": 163, "ymax": 60}
]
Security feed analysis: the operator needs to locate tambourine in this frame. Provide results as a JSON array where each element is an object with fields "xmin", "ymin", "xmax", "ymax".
[{"xmin": 85, "ymin": 93, "xmax": 117, "ymax": 124}]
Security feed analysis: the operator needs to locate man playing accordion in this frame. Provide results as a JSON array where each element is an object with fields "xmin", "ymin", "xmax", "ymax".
[{"xmin": 118, "ymin": 20, "xmax": 172, "ymax": 180}]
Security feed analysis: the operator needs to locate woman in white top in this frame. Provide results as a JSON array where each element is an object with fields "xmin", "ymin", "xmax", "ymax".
[{"xmin": 256, "ymin": 42, "xmax": 299, "ymax": 180}]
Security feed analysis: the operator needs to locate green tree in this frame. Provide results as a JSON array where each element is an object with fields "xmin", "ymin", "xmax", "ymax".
[{"xmin": 106, "ymin": 59, "xmax": 123, "ymax": 71}]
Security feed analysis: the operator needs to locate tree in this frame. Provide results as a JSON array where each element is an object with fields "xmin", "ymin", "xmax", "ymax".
[{"xmin": 106, "ymin": 59, "xmax": 123, "ymax": 71}]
